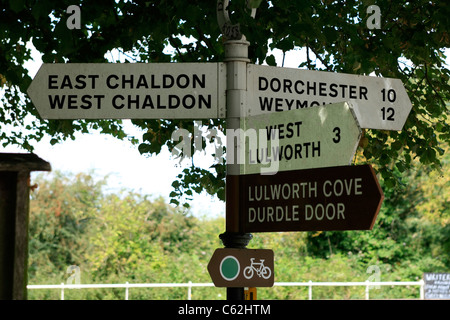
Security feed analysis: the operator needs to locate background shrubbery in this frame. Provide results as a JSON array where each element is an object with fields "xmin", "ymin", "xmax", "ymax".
[{"xmin": 27, "ymin": 149, "xmax": 449, "ymax": 299}]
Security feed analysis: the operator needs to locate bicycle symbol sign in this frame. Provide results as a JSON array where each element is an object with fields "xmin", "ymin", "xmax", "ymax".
[
  {"xmin": 208, "ymin": 248, "xmax": 274, "ymax": 287},
  {"xmin": 243, "ymin": 258, "xmax": 272, "ymax": 280}
]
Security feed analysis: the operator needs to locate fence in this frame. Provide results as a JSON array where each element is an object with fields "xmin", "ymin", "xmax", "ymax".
[{"xmin": 27, "ymin": 280, "xmax": 425, "ymax": 300}]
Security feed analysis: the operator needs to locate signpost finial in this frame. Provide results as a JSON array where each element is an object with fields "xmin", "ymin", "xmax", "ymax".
[{"xmin": 217, "ymin": 0, "xmax": 259, "ymax": 40}]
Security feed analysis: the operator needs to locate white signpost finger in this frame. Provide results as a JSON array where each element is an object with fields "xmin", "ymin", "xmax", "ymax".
[
  {"xmin": 239, "ymin": 101, "xmax": 362, "ymax": 175},
  {"xmin": 247, "ymin": 64, "xmax": 412, "ymax": 131},
  {"xmin": 27, "ymin": 62, "xmax": 226, "ymax": 119}
]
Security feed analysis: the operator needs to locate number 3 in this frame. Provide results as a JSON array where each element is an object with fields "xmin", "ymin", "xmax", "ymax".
[{"xmin": 333, "ymin": 127, "xmax": 341, "ymax": 143}]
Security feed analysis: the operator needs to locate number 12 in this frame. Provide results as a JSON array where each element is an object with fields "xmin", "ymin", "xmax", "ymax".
[{"xmin": 381, "ymin": 107, "xmax": 395, "ymax": 121}]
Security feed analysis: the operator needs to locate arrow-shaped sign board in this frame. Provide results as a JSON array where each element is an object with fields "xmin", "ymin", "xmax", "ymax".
[
  {"xmin": 247, "ymin": 64, "xmax": 412, "ymax": 131},
  {"xmin": 238, "ymin": 101, "xmax": 361, "ymax": 175},
  {"xmin": 238, "ymin": 164, "xmax": 384, "ymax": 233},
  {"xmin": 27, "ymin": 63, "xmax": 226, "ymax": 119},
  {"xmin": 207, "ymin": 248, "xmax": 274, "ymax": 287}
]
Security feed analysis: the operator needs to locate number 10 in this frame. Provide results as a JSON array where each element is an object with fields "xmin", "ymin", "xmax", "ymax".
[{"xmin": 381, "ymin": 89, "xmax": 396, "ymax": 102}]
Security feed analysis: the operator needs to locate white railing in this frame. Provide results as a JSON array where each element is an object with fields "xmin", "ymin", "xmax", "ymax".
[
  {"xmin": 276, "ymin": 280, "xmax": 425, "ymax": 300},
  {"xmin": 27, "ymin": 280, "xmax": 425, "ymax": 300}
]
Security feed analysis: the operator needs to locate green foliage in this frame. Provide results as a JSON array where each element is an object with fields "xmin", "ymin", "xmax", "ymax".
[
  {"xmin": 306, "ymin": 144, "xmax": 450, "ymax": 281},
  {"xmin": 28, "ymin": 171, "xmax": 105, "ymax": 281},
  {"xmin": 0, "ymin": 1, "xmax": 449, "ymax": 206},
  {"xmin": 27, "ymin": 170, "xmax": 223, "ymax": 299}
]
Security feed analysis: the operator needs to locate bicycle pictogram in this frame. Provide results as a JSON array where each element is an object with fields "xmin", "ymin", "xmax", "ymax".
[{"xmin": 243, "ymin": 258, "xmax": 272, "ymax": 280}]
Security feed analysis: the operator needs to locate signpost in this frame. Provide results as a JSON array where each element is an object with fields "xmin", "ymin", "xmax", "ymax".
[
  {"xmin": 240, "ymin": 101, "xmax": 361, "ymax": 175},
  {"xmin": 27, "ymin": 62, "xmax": 226, "ymax": 119},
  {"xmin": 25, "ymin": 1, "xmax": 407, "ymax": 301},
  {"xmin": 238, "ymin": 164, "xmax": 384, "ymax": 233},
  {"xmin": 247, "ymin": 64, "xmax": 412, "ymax": 131},
  {"xmin": 207, "ymin": 248, "xmax": 274, "ymax": 288}
]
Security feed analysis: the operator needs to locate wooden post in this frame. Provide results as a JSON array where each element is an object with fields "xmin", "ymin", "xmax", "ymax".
[{"xmin": 0, "ymin": 153, "xmax": 51, "ymax": 300}]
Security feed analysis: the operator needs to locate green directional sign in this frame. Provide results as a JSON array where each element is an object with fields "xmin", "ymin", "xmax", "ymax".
[{"xmin": 240, "ymin": 101, "xmax": 361, "ymax": 175}]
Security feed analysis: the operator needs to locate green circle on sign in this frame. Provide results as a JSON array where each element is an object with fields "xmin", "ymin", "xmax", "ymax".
[{"xmin": 220, "ymin": 256, "xmax": 240, "ymax": 281}]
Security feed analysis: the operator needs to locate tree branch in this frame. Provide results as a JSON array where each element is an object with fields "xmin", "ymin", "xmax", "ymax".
[
  {"xmin": 423, "ymin": 63, "xmax": 446, "ymax": 106},
  {"xmin": 309, "ymin": 46, "xmax": 332, "ymax": 71}
]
